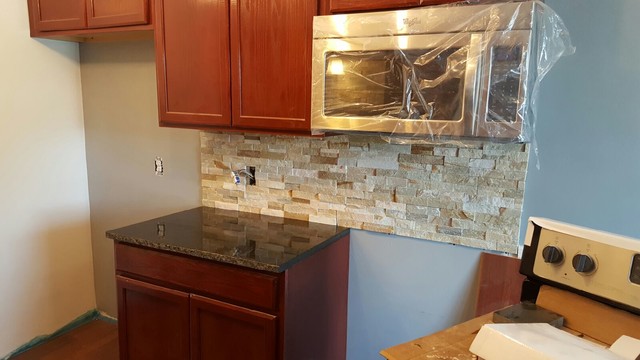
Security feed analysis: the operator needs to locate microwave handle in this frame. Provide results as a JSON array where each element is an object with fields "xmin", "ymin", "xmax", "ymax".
[
  {"xmin": 398, "ymin": 62, "xmax": 434, "ymax": 120},
  {"xmin": 466, "ymin": 33, "xmax": 485, "ymax": 135},
  {"xmin": 399, "ymin": 66, "xmax": 415, "ymax": 119}
]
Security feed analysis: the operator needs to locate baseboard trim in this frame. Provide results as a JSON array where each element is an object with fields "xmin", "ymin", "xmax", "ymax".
[{"xmin": 3, "ymin": 309, "xmax": 116, "ymax": 359}]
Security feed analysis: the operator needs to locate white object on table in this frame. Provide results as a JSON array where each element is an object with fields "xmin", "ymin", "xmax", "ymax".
[{"xmin": 470, "ymin": 323, "xmax": 625, "ymax": 360}]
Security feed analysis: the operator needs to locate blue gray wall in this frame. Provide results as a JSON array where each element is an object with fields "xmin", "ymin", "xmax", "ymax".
[
  {"xmin": 347, "ymin": 230, "xmax": 482, "ymax": 360},
  {"xmin": 521, "ymin": 0, "xmax": 640, "ymax": 238},
  {"xmin": 349, "ymin": 1, "xmax": 640, "ymax": 359}
]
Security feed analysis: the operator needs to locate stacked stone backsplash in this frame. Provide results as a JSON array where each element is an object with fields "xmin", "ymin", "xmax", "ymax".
[{"xmin": 201, "ymin": 132, "xmax": 529, "ymax": 254}]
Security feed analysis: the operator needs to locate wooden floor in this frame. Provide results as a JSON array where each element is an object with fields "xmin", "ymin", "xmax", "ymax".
[{"xmin": 11, "ymin": 320, "xmax": 118, "ymax": 360}]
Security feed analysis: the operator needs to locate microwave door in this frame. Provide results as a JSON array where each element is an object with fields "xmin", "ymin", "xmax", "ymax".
[
  {"xmin": 311, "ymin": 33, "xmax": 480, "ymax": 137},
  {"xmin": 475, "ymin": 30, "xmax": 532, "ymax": 141}
]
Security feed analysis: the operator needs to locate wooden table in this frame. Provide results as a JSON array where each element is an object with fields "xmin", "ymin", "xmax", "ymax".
[
  {"xmin": 380, "ymin": 313, "xmax": 491, "ymax": 360},
  {"xmin": 381, "ymin": 286, "xmax": 640, "ymax": 360}
]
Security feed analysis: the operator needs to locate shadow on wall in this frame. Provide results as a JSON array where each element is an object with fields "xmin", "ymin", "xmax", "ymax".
[{"xmin": 32, "ymin": 38, "xmax": 80, "ymax": 61}]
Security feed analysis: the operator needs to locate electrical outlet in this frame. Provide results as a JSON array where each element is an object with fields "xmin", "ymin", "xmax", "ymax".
[
  {"xmin": 155, "ymin": 157, "xmax": 164, "ymax": 176},
  {"xmin": 248, "ymin": 166, "xmax": 256, "ymax": 185}
]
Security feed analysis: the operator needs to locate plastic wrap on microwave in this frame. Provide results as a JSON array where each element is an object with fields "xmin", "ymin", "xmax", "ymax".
[{"xmin": 310, "ymin": 0, "xmax": 574, "ymax": 144}]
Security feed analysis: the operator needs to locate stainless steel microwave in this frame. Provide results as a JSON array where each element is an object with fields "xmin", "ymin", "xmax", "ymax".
[{"xmin": 311, "ymin": 1, "xmax": 539, "ymax": 142}]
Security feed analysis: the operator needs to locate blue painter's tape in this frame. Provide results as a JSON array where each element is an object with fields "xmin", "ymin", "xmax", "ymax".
[{"xmin": 2, "ymin": 309, "xmax": 110, "ymax": 359}]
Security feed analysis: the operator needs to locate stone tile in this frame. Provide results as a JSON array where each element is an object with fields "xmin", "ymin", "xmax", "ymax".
[
  {"xmin": 363, "ymin": 223, "xmax": 394, "ymax": 233},
  {"xmin": 201, "ymin": 133, "xmax": 528, "ymax": 254},
  {"xmin": 375, "ymin": 201, "xmax": 406, "ymax": 212},
  {"xmin": 308, "ymin": 200, "xmax": 344, "ymax": 212},
  {"xmin": 398, "ymin": 154, "xmax": 444, "ymax": 165},
  {"xmin": 309, "ymin": 214, "xmax": 337, "ymax": 225},
  {"xmin": 385, "ymin": 209, "xmax": 407, "ymax": 219},
  {"xmin": 214, "ymin": 201, "xmax": 239, "ymax": 211},
  {"xmin": 337, "ymin": 219, "xmax": 364, "ymax": 229},
  {"xmin": 365, "ymin": 190, "xmax": 394, "ymax": 202},
  {"xmin": 469, "ymin": 159, "xmax": 496, "ymax": 169},
  {"xmin": 356, "ymin": 155, "xmax": 399, "ymax": 170},
  {"xmin": 284, "ymin": 212, "xmax": 309, "ymax": 221},
  {"xmin": 435, "ymin": 225, "xmax": 462, "ymax": 236},
  {"xmin": 410, "ymin": 145, "xmax": 434, "ymax": 155},
  {"xmin": 434, "ymin": 147, "xmax": 459, "ymax": 156},
  {"xmin": 458, "ymin": 148, "xmax": 483, "ymax": 158},
  {"xmin": 346, "ymin": 197, "xmax": 376, "ymax": 208}
]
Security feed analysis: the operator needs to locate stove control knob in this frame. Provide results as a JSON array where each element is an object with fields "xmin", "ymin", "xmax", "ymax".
[
  {"xmin": 542, "ymin": 246, "xmax": 564, "ymax": 264},
  {"xmin": 572, "ymin": 254, "xmax": 596, "ymax": 274}
]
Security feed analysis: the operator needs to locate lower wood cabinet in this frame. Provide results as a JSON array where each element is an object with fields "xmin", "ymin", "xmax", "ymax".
[
  {"xmin": 114, "ymin": 236, "xmax": 349, "ymax": 359},
  {"xmin": 117, "ymin": 276, "xmax": 277, "ymax": 360},
  {"xmin": 191, "ymin": 294, "xmax": 277, "ymax": 360},
  {"xmin": 117, "ymin": 276, "xmax": 190, "ymax": 359}
]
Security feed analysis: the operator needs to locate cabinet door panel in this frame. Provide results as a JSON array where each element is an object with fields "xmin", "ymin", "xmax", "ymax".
[
  {"xmin": 30, "ymin": 0, "xmax": 86, "ymax": 31},
  {"xmin": 230, "ymin": 0, "xmax": 315, "ymax": 131},
  {"xmin": 155, "ymin": 0, "xmax": 231, "ymax": 127},
  {"xmin": 117, "ymin": 276, "xmax": 190, "ymax": 360},
  {"xmin": 87, "ymin": 0, "xmax": 149, "ymax": 28},
  {"xmin": 191, "ymin": 294, "xmax": 277, "ymax": 360}
]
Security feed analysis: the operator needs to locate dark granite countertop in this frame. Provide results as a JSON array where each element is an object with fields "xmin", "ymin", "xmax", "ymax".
[{"xmin": 106, "ymin": 207, "xmax": 350, "ymax": 273}]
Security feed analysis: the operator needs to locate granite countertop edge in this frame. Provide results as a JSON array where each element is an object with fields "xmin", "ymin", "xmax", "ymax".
[{"xmin": 106, "ymin": 228, "xmax": 350, "ymax": 273}]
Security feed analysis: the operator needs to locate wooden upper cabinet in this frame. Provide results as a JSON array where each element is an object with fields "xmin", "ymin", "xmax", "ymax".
[
  {"xmin": 155, "ymin": 0, "xmax": 232, "ymax": 127},
  {"xmin": 87, "ymin": 0, "xmax": 149, "ymax": 29},
  {"xmin": 29, "ymin": 0, "xmax": 86, "ymax": 32},
  {"xmin": 229, "ymin": 0, "xmax": 315, "ymax": 132},
  {"xmin": 156, "ymin": 0, "xmax": 316, "ymax": 133},
  {"xmin": 27, "ymin": 0, "xmax": 151, "ymax": 39},
  {"xmin": 322, "ymin": 0, "xmax": 460, "ymax": 14}
]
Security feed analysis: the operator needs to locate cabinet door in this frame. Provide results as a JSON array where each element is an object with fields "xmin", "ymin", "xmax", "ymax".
[
  {"xmin": 229, "ymin": 0, "xmax": 316, "ymax": 132},
  {"xmin": 86, "ymin": 0, "xmax": 149, "ymax": 28},
  {"xmin": 29, "ymin": 0, "xmax": 86, "ymax": 32},
  {"xmin": 155, "ymin": 0, "xmax": 232, "ymax": 127},
  {"xmin": 191, "ymin": 294, "xmax": 277, "ymax": 360},
  {"xmin": 117, "ymin": 276, "xmax": 190, "ymax": 360}
]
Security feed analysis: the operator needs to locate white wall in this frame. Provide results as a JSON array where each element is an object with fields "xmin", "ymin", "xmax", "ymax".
[
  {"xmin": 79, "ymin": 40, "xmax": 201, "ymax": 317},
  {"xmin": 0, "ymin": 0, "xmax": 96, "ymax": 357}
]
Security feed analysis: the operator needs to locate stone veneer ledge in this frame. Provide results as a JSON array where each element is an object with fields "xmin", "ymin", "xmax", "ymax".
[{"xmin": 200, "ymin": 132, "xmax": 530, "ymax": 254}]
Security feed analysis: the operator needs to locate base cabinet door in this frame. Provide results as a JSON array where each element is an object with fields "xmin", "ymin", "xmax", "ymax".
[
  {"xmin": 190, "ymin": 294, "xmax": 277, "ymax": 360},
  {"xmin": 117, "ymin": 276, "xmax": 190, "ymax": 360}
]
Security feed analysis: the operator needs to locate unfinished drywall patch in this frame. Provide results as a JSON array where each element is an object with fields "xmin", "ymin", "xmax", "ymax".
[{"xmin": 201, "ymin": 132, "xmax": 528, "ymax": 253}]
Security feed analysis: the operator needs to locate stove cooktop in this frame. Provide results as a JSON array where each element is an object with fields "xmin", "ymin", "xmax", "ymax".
[{"xmin": 520, "ymin": 217, "xmax": 640, "ymax": 315}]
